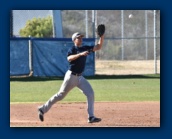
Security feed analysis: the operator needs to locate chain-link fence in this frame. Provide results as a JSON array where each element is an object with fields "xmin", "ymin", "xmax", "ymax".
[{"xmin": 10, "ymin": 10, "xmax": 160, "ymax": 75}]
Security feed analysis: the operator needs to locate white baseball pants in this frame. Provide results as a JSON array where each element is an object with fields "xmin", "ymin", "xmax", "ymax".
[{"xmin": 40, "ymin": 70, "xmax": 95, "ymax": 118}]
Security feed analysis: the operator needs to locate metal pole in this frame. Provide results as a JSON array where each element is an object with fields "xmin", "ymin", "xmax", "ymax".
[
  {"xmin": 51, "ymin": 10, "xmax": 55, "ymax": 37},
  {"xmin": 92, "ymin": 10, "xmax": 95, "ymax": 38},
  {"xmin": 85, "ymin": 10, "xmax": 88, "ymax": 38},
  {"xmin": 145, "ymin": 10, "xmax": 148, "ymax": 60},
  {"xmin": 95, "ymin": 10, "xmax": 98, "ymax": 38},
  {"xmin": 121, "ymin": 10, "xmax": 124, "ymax": 60},
  {"xmin": 154, "ymin": 10, "xmax": 157, "ymax": 74},
  {"xmin": 28, "ymin": 36, "xmax": 33, "ymax": 73}
]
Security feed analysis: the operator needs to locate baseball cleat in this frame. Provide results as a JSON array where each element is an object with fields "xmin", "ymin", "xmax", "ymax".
[
  {"xmin": 88, "ymin": 116, "xmax": 101, "ymax": 123},
  {"xmin": 38, "ymin": 108, "xmax": 44, "ymax": 122}
]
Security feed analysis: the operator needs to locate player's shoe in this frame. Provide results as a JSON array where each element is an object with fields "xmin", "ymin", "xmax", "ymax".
[
  {"xmin": 88, "ymin": 116, "xmax": 101, "ymax": 123},
  {"xmin": 38, "ymin": 108, "xmax": 44, "ymax": 122}
]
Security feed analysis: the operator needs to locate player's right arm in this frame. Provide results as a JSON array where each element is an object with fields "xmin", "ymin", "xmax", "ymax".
[{"xmin": 67, "ymin": 51, "xmax": 89, "ymax": 62}]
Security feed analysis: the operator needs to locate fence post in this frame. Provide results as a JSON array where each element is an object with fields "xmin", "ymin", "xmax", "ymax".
[
  {"xmin": 28, "ymin": 36, "xmax": 33, "ymax": 75},
  {"xmin": 92, "ymin": 10, "xmax": 95, "ymax": 38},
  {"xmin": 154, "ymin": 10, "xmax": 157, "ymax": 74},
  {"xmin": 85, "ymin": 10, "xmax": 88, "ymax": 38},
  {"xmin": 121, "ymin": 10, "xmax": 124, "ymax": 60},
  {"xmin": 145, "ymin": 10, "xmax": 148, "ymax": 60}
]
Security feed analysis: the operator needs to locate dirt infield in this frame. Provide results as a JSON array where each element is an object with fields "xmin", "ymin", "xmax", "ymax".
[{"xmin": 10, "ymin": 102, "xmax": 160, "ymax": 127}]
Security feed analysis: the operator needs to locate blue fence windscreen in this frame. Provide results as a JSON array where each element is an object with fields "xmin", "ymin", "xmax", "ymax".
[
  {"xmin": 32, "ymin": 40, "xmax": 70, "ymax": 77},
  {"xmin": 10, "ymin": 38, "xmax": 95, "ymax": 77},
  {"xmin": 10, "ymin": 39, "xmax": 30, "ymax": 76}
]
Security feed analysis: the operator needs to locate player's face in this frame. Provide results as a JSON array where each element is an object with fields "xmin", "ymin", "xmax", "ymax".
[{"xmin": 74, "ymin": 36, "xmax": 83, "ymax": 46}]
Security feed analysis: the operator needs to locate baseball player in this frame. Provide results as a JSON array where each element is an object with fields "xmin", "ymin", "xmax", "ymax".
[{"xmin": 38, "ymin": 25, "xmax": 105, "ymax": 123}]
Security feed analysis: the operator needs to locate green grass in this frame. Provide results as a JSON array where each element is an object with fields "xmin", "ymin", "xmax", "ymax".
[{"xmin": 10, "ymin": 74, "xmax": 160, "ymax": 103}]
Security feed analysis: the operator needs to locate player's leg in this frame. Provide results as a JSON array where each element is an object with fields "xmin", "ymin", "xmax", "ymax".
[
  {"xmin": 77, "ymin": 76, "xmax": 101, "ymax": 123},
  {"xmin": 77, "ymin": 76, "xmax": 95, "ymax": 117},
  {"xmin": 39, "ymin": 70, "xmax": 77, "ymax": 114}
]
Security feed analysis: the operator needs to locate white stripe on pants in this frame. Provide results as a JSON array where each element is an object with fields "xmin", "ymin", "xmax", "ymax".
[{"xmin": 40, "ymin": 70, "xmax": 95, "ymax": 117}]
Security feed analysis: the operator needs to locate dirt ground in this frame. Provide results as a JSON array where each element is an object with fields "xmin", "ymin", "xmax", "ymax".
[
  {"xmin": 10, "ymin": 102, "xmax": 160, "ymax": 127},
  {"xmin": 95, "ymin": 60, "xmax": 160, "ymax": 75}
]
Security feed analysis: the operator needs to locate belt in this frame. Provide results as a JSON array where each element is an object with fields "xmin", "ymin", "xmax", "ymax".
[{"xmin": 71, "ymin": 71, "xmax": 82, "ymax": 76}]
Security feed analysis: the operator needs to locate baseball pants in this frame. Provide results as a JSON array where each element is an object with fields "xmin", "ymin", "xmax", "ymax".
[{"xmin": 39, "ymin": 70, "xmax": 95, "ymax": 117}]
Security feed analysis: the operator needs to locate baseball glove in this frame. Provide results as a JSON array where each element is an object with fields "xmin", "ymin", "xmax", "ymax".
[{"xmin": 97, "ymin": 24, "xmax": 105, "ymax": 37}]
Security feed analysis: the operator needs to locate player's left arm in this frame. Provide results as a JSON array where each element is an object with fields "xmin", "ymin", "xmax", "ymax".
[{"xmin": 93, "ymin": 34, "xmax": 104, "ymax": 51}]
